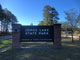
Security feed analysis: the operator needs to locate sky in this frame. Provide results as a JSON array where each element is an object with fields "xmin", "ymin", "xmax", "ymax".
[{"xmin": 0, "ymin": 0, "xmax": 80, "ymax": 25}]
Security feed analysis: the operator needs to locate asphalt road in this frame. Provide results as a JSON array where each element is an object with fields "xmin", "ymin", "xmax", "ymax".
[
  {"xmin": 0, "ymin": 35, "xmax": 79, "ymax": 40},
  {"xmin": 61, "ymin": 35, "xmax": 79, "ymax": 38},
  {"xmin": 0, "ymin": 36, "xmax": 12, "ymax": 40}
]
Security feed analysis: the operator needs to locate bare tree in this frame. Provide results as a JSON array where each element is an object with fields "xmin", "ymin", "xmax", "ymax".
[{"xmin": 64, "ymin": 8, "xmax": 80, "ymax": 42}]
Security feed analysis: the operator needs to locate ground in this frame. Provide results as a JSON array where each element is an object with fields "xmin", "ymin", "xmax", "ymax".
[{"xmin": 0, "ymin": 38, "xmax": 80, "ymax": 60}]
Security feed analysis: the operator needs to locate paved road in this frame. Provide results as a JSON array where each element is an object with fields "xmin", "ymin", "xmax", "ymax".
[
  {"xmin": 0, "ymin": 36, "xmax": 12, "ymax": 40},
  {"xmin": 0, "ymin": 35, "xmax": 79, "ymax": 40},
  {"xmin": 61, "ymin": 35, "xmax": 79, "ymax": 38}
]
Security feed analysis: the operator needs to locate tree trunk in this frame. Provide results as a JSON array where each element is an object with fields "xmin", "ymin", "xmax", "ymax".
[
  {"xmin": 5, "ymin": 22, "xmax": 8, "ymax": 35},
  {"xmin": 1, "ymin": 22, "xmax": 2, "ymax": 32},
  {"xmin": 71, "ymin": 31, "xmax": 74, "ymax": 43},
  {"xmin": 79, "ymin": 36, "xmax": 80, "ymax": 40}
]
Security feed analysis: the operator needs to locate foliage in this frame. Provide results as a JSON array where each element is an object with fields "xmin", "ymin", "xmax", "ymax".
[
  {"xmin": 64, "ymin": 8, "xmax": 80, "ymax": 42},
  {"xmin": 30, "ymin": 23, "xmax": 33, "ymax": 26},
  {"xmin": 39, "ymin": 5, "xmax": 59, "ymax": 26},
  {"xmin": 64, "ymin": 8, "xmax": 80, "ymax": 29},
  {"xmin": 0, "ymin": 4, "xmax": 18, "ymax": 34},
  {"xmin": 61, "ymin": 22, "xmax": 69, "ymax": 31}
]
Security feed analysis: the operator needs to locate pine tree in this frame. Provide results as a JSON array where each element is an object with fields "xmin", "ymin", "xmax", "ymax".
[{"xmin": 39, "ymin": 5, "xmax": 59, "ymax": 26}]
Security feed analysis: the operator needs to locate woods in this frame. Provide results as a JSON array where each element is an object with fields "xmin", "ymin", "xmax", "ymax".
[
  {"xmin": 64, "ymin": 8, "xmax": 80, "ymax": 42},
  {"xmin": 0, "ymin": 4, "xmax": 18, "ymax": 36}
]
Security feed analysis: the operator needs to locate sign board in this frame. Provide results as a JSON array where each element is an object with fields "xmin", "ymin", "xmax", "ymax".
[
  {"xmin": 20, "ymin": 26, "xmax": 53, "ymax": 42},
  {"xmin": 12, "ymin": 28, "xmax": 20, "ymax": 33}
]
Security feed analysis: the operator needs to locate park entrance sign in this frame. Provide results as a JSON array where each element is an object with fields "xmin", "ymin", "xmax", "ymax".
[
  {"xmin": 21, "ymin": 26, "xmax": 53, "ymax": 42},
  {"xmin": 12, "ymin": 24, "xmax": 62, "ymax": 49}
]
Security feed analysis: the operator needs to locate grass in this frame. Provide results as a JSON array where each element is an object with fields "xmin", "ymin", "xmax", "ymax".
[
  {"xmin": 0, "ymin": 39, "xmax": 12, "ymax": 52},
  {"xmin": 0, "ymin": 38, "xmax": 80, "ymax": 60}
]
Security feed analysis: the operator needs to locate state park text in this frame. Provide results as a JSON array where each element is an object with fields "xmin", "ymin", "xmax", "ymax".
[{"xmin": 21, "ymin": 26, "xmax": 53, "ymax": 42}]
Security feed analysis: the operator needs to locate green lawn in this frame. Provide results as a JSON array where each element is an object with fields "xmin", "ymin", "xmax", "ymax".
[{"xmin": 0, "ymin": 38, "xmax": 80, "ymax": 60}]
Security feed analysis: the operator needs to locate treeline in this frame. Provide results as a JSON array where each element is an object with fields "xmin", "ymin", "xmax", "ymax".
[
  {"xmin": 0, "ymin": 4, "xmax": 18, "ymax": 36},
  {"xmin": 39, "ymin": 5, "xmax": 80, "ymax": 42},
  {"xmin": 0, "ymin": 4, "xmax": 80, "ymax": 42},
  {"xmin": 62, "ymin": 8, "xmax": 80, "ymax": 42}
]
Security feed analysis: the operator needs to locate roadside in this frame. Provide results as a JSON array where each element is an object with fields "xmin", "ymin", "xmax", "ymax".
[
  {"xmin": 0, "ymin": 35, "xmax": 79, "ymax": 40},
  {"xmin": 0, "ymin": 36, "xmax": 12, "ymax": 40},
  {"xmin": 0, "ymin": 39, "xmax": 80, "ymax": 60},
  {"xmin": 61, "ymin": 35, "xmax": 79, "ymax": 39}
]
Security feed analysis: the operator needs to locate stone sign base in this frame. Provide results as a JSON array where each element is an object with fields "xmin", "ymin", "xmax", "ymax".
[
  {"xmin": 53, "ymin": 24, "xmax": 62, "ymax": 49},
  {"xmin": 12, "ymin": 24, "xmax": 21, "ymax": 48}
]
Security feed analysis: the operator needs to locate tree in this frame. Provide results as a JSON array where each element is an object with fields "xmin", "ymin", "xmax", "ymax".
[
  {"xmin": 0, "ymin": 4, "xmax": 6, "ymax": 32},
  {"xmin": 0, "ymin": 4, "xmax": 2, "ymax": 10},
  {"xmin": 77, "ymin": 14, "xmax": 80, "ymax": 28},
  {"xmin": 61, "ymin": 22, "xmax": 69, "ymax": 31},
  {"xmin": 39, "ymin": 5, "xmax": 59, "ymax": 26},
  {"xmin": 30, "ymin": 23, "xmax": 33, "ymax": 26},
  {"xmin": 64, "ymin": 8, "xmax": 80, "ymax": 42},
  {"xmin": 39, "ymin": 21, "xmax": 44, "ymax": 26},
  {"xmin": 0, "ymin": 4, "xmax": 18, "ymax": 35},
  {"xmin": 3, "ymin": 9, "xmax": 17, "ymax": 33}
]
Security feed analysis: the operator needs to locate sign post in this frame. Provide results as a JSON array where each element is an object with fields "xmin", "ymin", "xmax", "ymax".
[
  {"xmin": 78, "ymin": 34, "xmax": 80, "ymax": 40},
  {"xmin": 53, "ymin": 24, "xmax": 62, "ymax": 49},
  {"xmin": 12, "ymin": 24, "xmax": 21, "ymax": 48}
]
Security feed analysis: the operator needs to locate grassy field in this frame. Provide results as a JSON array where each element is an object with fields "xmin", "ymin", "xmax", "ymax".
[{"xmin": 0, "ymin": 38, "xmax": 80, "ymax": 60}]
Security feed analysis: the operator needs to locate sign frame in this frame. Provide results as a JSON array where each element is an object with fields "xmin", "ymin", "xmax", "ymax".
[{"xmin": 20, "ymin": 26, "xmax": 54, "ymax": 42}]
